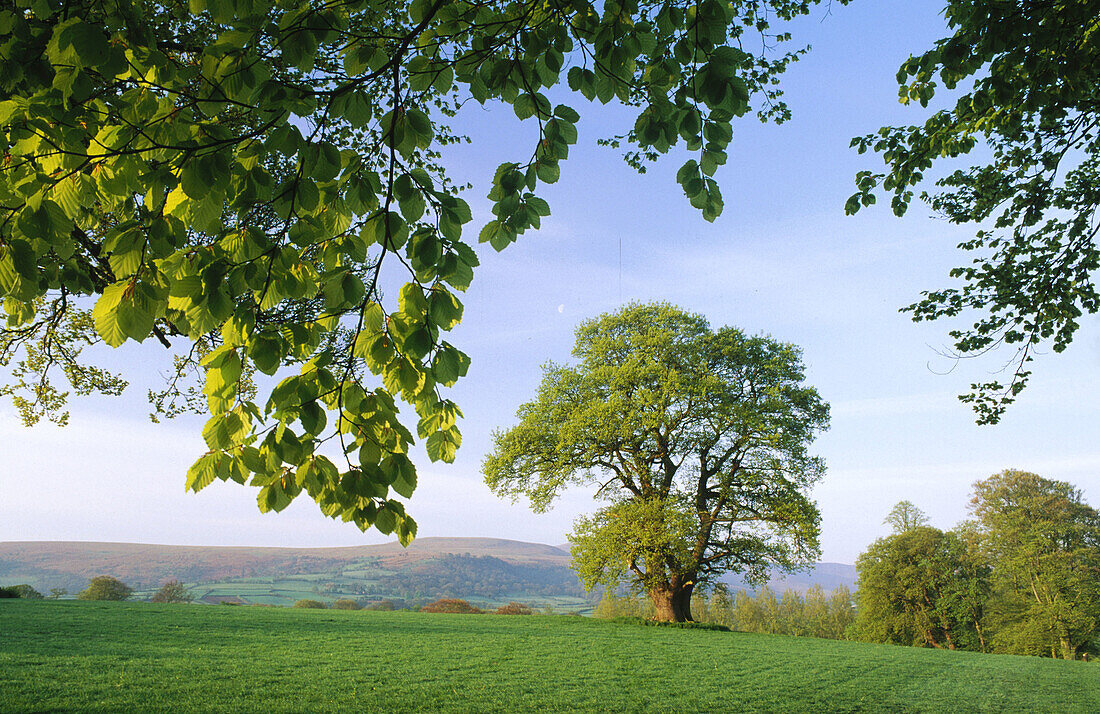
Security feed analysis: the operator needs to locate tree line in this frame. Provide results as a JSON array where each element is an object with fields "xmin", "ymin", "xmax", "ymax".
[
  {"xmin": 1, "ymin": 576, "xmax": 194, "ymax": 603},
  {"xmin": 595, "ymin": 583, "xmax": 855, "ymax": 641},
  {"xmin": 372, "ymin": 553, "xmax": 586, "ymax": 600},
  {"xmin": 853, "ymin": 471, "xmax": 1099, "ymax": 660}
]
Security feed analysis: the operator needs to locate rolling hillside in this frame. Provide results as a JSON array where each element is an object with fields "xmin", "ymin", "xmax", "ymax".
[{"xmin": 0, "ymin": 539, "xmax": 857, "ymax": 608}]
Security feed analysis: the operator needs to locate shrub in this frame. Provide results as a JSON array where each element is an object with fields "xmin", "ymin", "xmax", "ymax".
[
  {"xmin": 77, "ymin": 576, "xmax": 132, "ymax": 601},
  {"xmin": 151, "ymin": 580, "xmax": 193, "ymax": 604},
  {"xmin": 495, "ymin": 602, "xmax": 534, "ymax": 615},
  {"xmin": 293, "ymin": 599, "xmax": 327, "ymax": 609},
  {"xmin": 0, "ymin": 584, "xmax": 43, "ymax": 599},
  {"xmin": 332, "ymin": 599, "xmax": 362, "ymax": 610},
  {"xmin": 0, "ymin": 586, "xmax": 18, "ymax": 598},
  {"xmin": 420, "ymin": 598, "xmax": 483, "ymax": 614},
  {"xmin": 366, "ymin": 600, "xmax": 397, "ymax": 611},
  {"xmin": 606, "ymin": 616, "xmax": 730, "ymax": 631}
]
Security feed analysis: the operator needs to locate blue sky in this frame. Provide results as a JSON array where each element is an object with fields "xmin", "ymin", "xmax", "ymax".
[{"xmin": 2, "ymin": 1, "xmax": 1098, "ymax": 563}]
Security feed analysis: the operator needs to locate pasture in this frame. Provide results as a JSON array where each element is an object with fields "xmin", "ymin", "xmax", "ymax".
[{"xmin": 1, "ymin": 600, "xmax": 1096, "ymax": 713}]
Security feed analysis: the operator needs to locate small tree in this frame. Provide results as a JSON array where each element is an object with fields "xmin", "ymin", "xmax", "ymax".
[
  {"xmin": 332, "ymin": 599, "xmax": 362, "ymax": 610},
  {"xmin": 47, "ymin": 588, "xmax": 67, "ymax": 600},
  {"xmin": 77, "ymin": 576, "xmax": 132, "ymax": 601},
  {"xmin": 593, "ymin": 591, "xmax": 654, "ymax": 619},
  {"xmin": 293, "ymin": 599, "xmax": 327, "ymax": 609},
  {"xmin": 4, "ymin": 584, "xmax": 44, "ymax": 599},
  {"xmin": 827, "ymin": 586, "xmax": 856, "ymax": 641},
  {"xmin": 151, "ymin": 580, "xmax": 193, "ymax": 604},
  {"xmin": 419, "ymin": 598, "xmax": 482, "ymax": 614},
  {"xmin": 707, "ymin": 584, "xmax": 736, "ymax": 630},
  {"xmin": 366, "ymin": 600, "xmax": 396, "ymax": 611},
  {"xmin": 884, "ymin": 501, "xmax": 929, "ymax": 534}
]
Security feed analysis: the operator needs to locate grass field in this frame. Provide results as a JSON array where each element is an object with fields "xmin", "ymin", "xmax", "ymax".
[{"xmin": 1, "ymin": 600, "xmax": 1096, "ymax": 713}]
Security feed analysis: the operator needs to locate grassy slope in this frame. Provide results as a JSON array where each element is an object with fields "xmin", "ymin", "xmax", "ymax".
[{"xmin": 1, "ymin": 601, "xmax": 1096, "ymax": 713}]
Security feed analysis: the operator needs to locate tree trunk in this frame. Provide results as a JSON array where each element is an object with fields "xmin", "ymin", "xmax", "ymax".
[
  {"xmin": 648, "ymin": 580, "xmax": 694, "ymax": 622},
  {"xmin": 974, "ymin": 623, "xmax": 987, "ymax": 653},
  {"xmin": 1060, "ymin": 637, "xmax": 1077, "ymax": 661}
]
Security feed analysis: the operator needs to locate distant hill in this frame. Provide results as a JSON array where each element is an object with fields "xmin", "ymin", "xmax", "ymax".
[
  {"xmin": 720, "ymin": 562, "xmax": 858, "ymax": 594},
  {"xmin": 0, "ymin": 538, "xmax": 572, "ymax": 593},
  {"xmin": 0, "ymin": 539, "xmax": 856, "ymax": 607}
]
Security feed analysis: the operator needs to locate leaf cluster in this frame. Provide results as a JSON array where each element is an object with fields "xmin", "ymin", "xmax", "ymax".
[
  {"xmin": 77, "ymin": 575, "xmax": 133, "ymax": 601},
  {"xmin": 849, "ymin": 0, "xmax": 1100, "ymax": 423},
  {"xmin": 2, "ymin": 0, "xmax": 840, "ymax": 537}
]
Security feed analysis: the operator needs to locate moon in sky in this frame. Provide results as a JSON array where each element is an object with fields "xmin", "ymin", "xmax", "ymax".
[{"xmin": 557, "ymin": 304, "xmax": 564, "ymax": 313}]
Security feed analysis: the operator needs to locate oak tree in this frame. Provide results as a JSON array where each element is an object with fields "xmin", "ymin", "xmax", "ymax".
[
  {"xmin": 1, "ymin": 0, "xmax": 843, "ymax": 539},
  {"xmin": 849, "ymin": 0, "xmax": 1100, "ymax": 424},
  {"xmin": 483, "ymin": 303, "xmax": 829, "ymax": 622}
]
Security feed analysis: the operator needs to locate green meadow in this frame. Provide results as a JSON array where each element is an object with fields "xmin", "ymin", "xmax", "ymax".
[{"xmin": 2, "ymin": 601, "xmax": 1097, "ymax": 713}]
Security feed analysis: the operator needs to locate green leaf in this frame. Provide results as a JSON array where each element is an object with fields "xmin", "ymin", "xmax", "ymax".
[
  {"xmin": 92, "ymin": 282, "xmax": 129, "ymax": 347},
  {"xmin": 425, "ymin": 428, "xmax": 459, "ymax": 463},
  {"xmin": 248, "ymin": 334, "xmax": 283, "ymax": 375},
  {"xmin": 295, "ymin": 178, "xmax": 320, "ymax": 213},
  {"xmin": 186, "ymin": 453, "xmax": 222, "ymax": 492}
]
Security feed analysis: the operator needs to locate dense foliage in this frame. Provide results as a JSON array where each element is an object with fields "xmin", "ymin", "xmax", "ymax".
[
  {"xmin": 332, "ymin": 597, "xmax": 362, "ymax": 609},
  {"xmin": 485, "ymin": 303, "xmax": 829, "ymax": 621},
  {"xmin": 854, "ymin": 525, "xmax": 989, "ymax": 651},
  {"xmin": 0, "ymin": 583, "xmax": 44, "ymax": 599},
  {"xmin": 292, "ymin": 598, "xmax": 326, "ymax": 608},
  {"xmin": 849, "ymin": 0, "xmax": 1100, "ymax": 424},
  {"xmin": 595, "ymin": 583, "xmax": 854, "ymax": 640},
  {"xmin": 972, "ymin": 470, "xmax": 1100, "ymax": 660},
  {"xmin": 77, "ymin": 575, "xmax": 133, "ymax": 600},
  {"xmin": 419, "ymin": 597, "xmax": 481, "ymax": 613},
  {"xmin": 855, "ymin": 473, "xmax": 1100, "ymax": 660},
  {"xmin": 0, "ymin": 0, "xmax": 843, "ymax": 539}
]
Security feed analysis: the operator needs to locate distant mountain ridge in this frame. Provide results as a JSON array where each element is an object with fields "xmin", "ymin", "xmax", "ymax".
[
  {"xmin": 0, "ymin": 538, "xmax": 572, "ymax": 592},
  {"xmin": 721, "ymin": 562, "xmax": 858, "ymax": 594}
]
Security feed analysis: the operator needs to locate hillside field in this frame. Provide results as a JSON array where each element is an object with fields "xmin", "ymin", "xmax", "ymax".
[
  {"xmin": 0, "ymin": 540, "xmax": 857, "ymax": 611},
  {"xmin": 1, "ymin": 601, "xmax": 1096, "ymax": 713}
]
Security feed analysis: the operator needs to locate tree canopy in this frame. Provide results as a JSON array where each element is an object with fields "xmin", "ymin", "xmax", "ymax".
[
  {"xmin": 77, "ymin": 575, "xmax": 133, "ymax": 600},
  {"xmin": 884, "ymin": 500, "xmax": 928, "ymax": 534},
  {"xmin": 483, "ymin": 302, "xmax": 829, "ymax": 621},
  {"xmin": 151, "ymin": 579, "xmax": 194, "ymax": 603},
  {"xmin": 970, "ymin": 470, "xmax": 1100, "ymax": 660},
  {"xmin": 849, "ymin": 0, "xmax": 1100, "ymax": 424},
  {"xmin": 855, "ymin": 523, "xmax": 989, "ymax": 651},
  {"xmin": 0, "ymin": 0, "xmax": 844, "ymax": 540}
]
